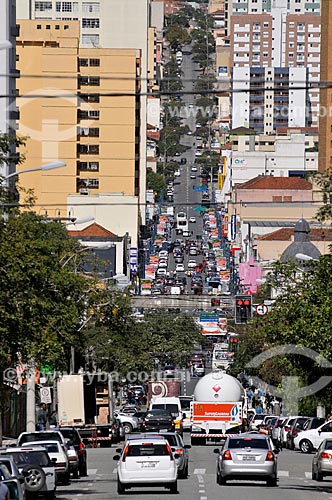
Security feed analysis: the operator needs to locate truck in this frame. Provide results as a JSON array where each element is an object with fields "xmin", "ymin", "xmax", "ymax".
[
  {"xmin": 190, "ymin": 371, "xmax": 244, "ymax": 445},
  {"xmin": 57, "ymin": 374, "xmax": 114, "ymax": 447},
  {"xmin": 147, "ymin": 379, "xmax": 180, "ymax": 400}
]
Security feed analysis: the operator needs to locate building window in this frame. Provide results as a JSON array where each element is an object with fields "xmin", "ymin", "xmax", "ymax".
[
  {"xmin": 82, "ymin": 2, "xmax": 100, "ymax": 12},
  {"xmin": 79, "ymin": 58, "xmax": 88, "ymax": 67},
  {"xmin": 272, "ymin": 196, "xmax": 282, "ymax": 202},
  {"xmin": 61, "ymin": 2, "xmax": 72, "ymax": 11},
  {"xmin": 89, "ymin": 110, "xmax": 100, "ymax": 119},
  {"xmin": 55, "ymin": 25, "xmax": 60, "ymax": 29},
  {"xmin": 283, "ymin": 196, "xmax": 292, "ymax": 202},
  {"xmin": 82, "ymin": 18, "xmax": 100, "ymax": 28},
  {"xmin": 64, "ymin": 25, "xmax": 69, "ymax": 29},
  {"xmin": 89, "ymin": 58, "xmax": 100, "ymax": 66},
  {"xmin": 36, "ymin": 24, "xmax": 42, "ymax": 29},
  {"xmin": 56, "ymin": 1, "xmax": 61, "ymax": 11},
  {"xmin": 77, "ymin": 161, "xmax": 99, "ymax": 171},
  {"xmin": 35, "ymin": 1, "xmax": 52, "ymax": 11},
  {"xmin": 78, "ymin": 144, "xmax": 99, "ymax": 154},
  {"xmin": 78, "ymin": 127, "xmax": 99, "ymax": 137},
  {"xmin": 46, "ymin": 25, "xmax": 51, "ymax": 29},
  {"xmin": 82, "ymin": 34, "xmax": 99, "ymax": 45}
]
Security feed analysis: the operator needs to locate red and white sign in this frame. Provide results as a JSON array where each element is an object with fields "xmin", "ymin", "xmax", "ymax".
[
  {"xmin": 191, "ymin": 402, "xmax": 242, "ymax": 422},
  {"xmin": 256, "ymin": 304, "xmax": 269, "ymax": 316}
]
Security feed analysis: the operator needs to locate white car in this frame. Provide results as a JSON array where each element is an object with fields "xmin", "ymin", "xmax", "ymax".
[
  {"xmin": 158, "ymin": 260, "xmax": 168, "ymax": 268},
  {"xmin": 159, "ymin": 250, "xmax": 168, "ymax": 259},
  {"xmin": 22, "ymin": 440, "xmax": 70, "ymax": 485},
  {"xmin": 175, "ymin": 263, "xmax": 185, "ymax": 273},
  {"xmin": 156, "ymin": 268, "xmax": 167, "ymax": 277},
  {"xmin": 191, "ymin": 166, "xmax": 197, "ymax": 172},
  {"xmin": 187, "ymin": 260, "xmax": 197, "ymax": 269},
  {"xmin": 113, "ymin": 437, "xmax": 178, "ymax": 494},
  {"xmin": 174, "ymin": 170, "xmax": 181, "ymax": 177},
  {"xmin": 4, "ymin": 446, "xmax": 57, "ymax": 499},
  {"xmin": 189, "ymin": 217, "xmax": 196, "ymax": 223},
  {"xmin": 294, "ymin": 421, "xmax": 332, "ymax": 453}
]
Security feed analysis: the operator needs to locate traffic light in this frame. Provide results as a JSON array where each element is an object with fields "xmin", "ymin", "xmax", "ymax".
[
  {"xmin": 229, "ymin": 337, "xmax": 239, "ymax": 352},
  {"xmin": 235, "ymin": 295, "xmax": 252, "ymax": 324}
]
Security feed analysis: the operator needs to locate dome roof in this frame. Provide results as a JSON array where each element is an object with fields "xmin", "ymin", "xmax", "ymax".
[
  {"xmin": 194, "ymin": 371, "xmax": 244, "ymax": 402},
  {"xmin": 280, "ymin": 218, "xmax": 321, "ymax": 263}
]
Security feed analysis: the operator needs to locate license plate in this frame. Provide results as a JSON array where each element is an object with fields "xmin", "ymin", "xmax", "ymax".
[
  {"xmin": 160, "ymin": 429, "xmax": 168, "ymax": 432},
  {"xmin": 242, "ymin": 455, "xmax": 255, "ymax": 461},
  {"xmin": 141, "ymin": 463, "xmax": 156, "ymax": 468}
]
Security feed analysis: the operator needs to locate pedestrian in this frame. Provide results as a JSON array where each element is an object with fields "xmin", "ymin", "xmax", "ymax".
[
  {"xmin": 49, "ymin": 410, "xmax": 57, "ymax": 428},
  {"xmin": 256, "ymin": 404, "xmax": 263, "ymax": 415},
  {"xmin": 0, "ymin": 482, "xmax": 9, "ymax": 500},
  {"xmin": 36, "ymin": 403, "xmax": 48, "ymax": 430}
]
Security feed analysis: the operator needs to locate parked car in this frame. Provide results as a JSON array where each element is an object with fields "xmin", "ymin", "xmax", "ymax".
[
  {"xmin": 187, "ymin": 260, "xmax": 197, "ymax": 269},
  {"xmin": 22, "ymin": 441, "xmax": 70, "ymax": 485},
  {"xmin": 280, "ymin": 416, "xmax": 302, "ymax": 447},
  {"xmin": 303, "ymin": 417, "xmax": 326, "ymax": 432},
  {"xmin": 249, "ymin": 414, "xmax": 269, "ymax": 431},
  {"xmin": 113, "ymin": 437, "xmax": 178, "ymax": 494},
  {"xmin": 114, "ymin": 412, "xmax": 140, "ymax": 435},
  {"xmin": 286, "ymin": 416, "xmax": 310, "ymax": 449},
  {"xmin": 271, "ymin": 417, "xmax": 286, "ymax": 446},
  {"xmin": 214, "ymin": 433, "xmax": 279, "ymax": 486},
  {"xmin": 17, "ymin": 431, "xmax": 67, "ymax": 448},
  {"xmin": 3, "ymin": 446, "xmax": 57, "ymax": 500},
  {"xmin": 0, "ymin": 460, "xmax": 25, "ymax": 500},
  {"xmin": 175, "ymin": 263, "xmax": 185, "ymax": 273},
  {"xmin": 111, "ymin": 418, "xmax": 125, "ymax": 444},
  {"xmin": 312, "ymin": 438, "xmax": 332, "ymax": 481},
  {"xmin": 57, "ymin": 427, "xmax": 87, "ymax": 477},
  {"xmin": 294, "ymin": 420, "xmax": 332, "ymax": 453},
  {"xmin": 141, "ymin": 410, "xmax": 175, "ymax": 433}
]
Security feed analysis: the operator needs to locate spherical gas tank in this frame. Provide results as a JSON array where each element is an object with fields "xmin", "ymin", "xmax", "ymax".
[{"xmin": 194, "ymin": 371, "xmax": 244, "ymax": 402}]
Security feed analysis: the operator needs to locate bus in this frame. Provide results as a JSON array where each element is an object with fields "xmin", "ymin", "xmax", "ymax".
[
  {"xmin": 212, "ymin": 343, "xmax": 232, "ymax": 371},
  {"xmin": 176, "ymin": 211, "xmax": 188, "ymax": 234}
]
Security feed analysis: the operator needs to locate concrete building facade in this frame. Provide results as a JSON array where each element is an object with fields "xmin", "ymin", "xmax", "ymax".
[
  {"xmin": 318, "ymin": 0, "xmax": 332, "ymax": 172},
  {"xmin": 232, "ymin": 67, "xmax": 309, "ymax": 133},
  {"xmin": 0, "ymin": 0, "xmax": 19, "ymax": 177},
  {"xmin": 16, "ymin": 20, "xmax": 141, "ymax": 246},
  {"xmin": 229, "ymin": 1, "xmax": 321, "ymax": 127}
]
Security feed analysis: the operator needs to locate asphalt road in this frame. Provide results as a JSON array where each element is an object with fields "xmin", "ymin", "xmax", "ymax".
[{"xmin": 55, "ymin": 443, "xmax": 331, "ymax": 500}]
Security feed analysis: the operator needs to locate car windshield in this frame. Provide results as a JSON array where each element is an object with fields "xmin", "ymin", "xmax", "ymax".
[
  {"xmin": 58, "ymin": 429, "xmax": 80, "ymax": 445},
  {"xmin": 180, "ymin": 399, "xmax": 192, "ymax": 410},
  {"xmin": 127, "ymin": 444, "xmax": 170, "ymax": 457},
  {"xmin": 8, "ymin": 451, "xmax": 52, "ymax": 467},
  {"xmin": 156, "ymin": 435, "xmax": 177, "ymax": 446},
  {"xmin": 19, "ymin": 432, "xmax": 62, "ymax": 444},
  {"xmin": 36, "ymin": 443, "xmax": 59, "ymax": 453},
  {"xmin": 324, "ymin": 441, "xmax": 332, "ymax": 450},
  {"xmin": 228, "ymin": 438, "xmax": 269, "ymax": 449},
  {"xmin": 147, "ymin": 410, "xmax": 171, "ymax": 417},
  {"xmin": 152, "ymin": 404, "xmax": 179, "ymax": 416}
]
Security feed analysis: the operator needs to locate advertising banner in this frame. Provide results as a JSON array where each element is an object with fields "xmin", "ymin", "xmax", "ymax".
[{"xmin": 191, "ymin": 402, "xmax": 242, "ymax": 422}]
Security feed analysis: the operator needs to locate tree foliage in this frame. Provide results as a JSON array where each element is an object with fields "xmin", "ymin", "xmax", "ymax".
[
  {"xmin": 232, "ymin": 257, "xmax": 332, "ymax": 413},
  {"xmin": 146, "ymin": 168, "xmax": 167, "ymax": 199}
]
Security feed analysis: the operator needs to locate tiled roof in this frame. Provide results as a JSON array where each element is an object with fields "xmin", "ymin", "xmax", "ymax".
[
  {"xmin": 68, "ymin": 223, "xmax": 119, "ymax": 238},
  {"xmin": 258, "ymin": 228, "xmax": 332, "ymax": 242},
  {"xmin": 236, "ymin": 176, "xmax": 312, "ymax": 190}
]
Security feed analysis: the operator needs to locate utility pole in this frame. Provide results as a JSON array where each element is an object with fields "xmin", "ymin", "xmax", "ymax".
[{"xmin": 26, "ymin": 361, "xmax": 36, "ymax": 432}]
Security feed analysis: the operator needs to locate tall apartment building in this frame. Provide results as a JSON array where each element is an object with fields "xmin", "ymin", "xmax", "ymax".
[
  {"xmin": 17, "ymin": 0, "xmax": 153, "ymax": 227},
  {"xmin": 0, "ymin": 0, "xmax": 19, "ymax": 177},
  {"xmin": 318, "ymin": 0, "xmax": 332, "ymax": 173},
  {"xmin": 16, "ymin": 21, "xmax": 140, "ymax": 228},
  {"xmin": 232, "ymin": 67, "xmax": 308, "ymax": 134},
  {"xmin": 228, "ymin": 0, "xmax": 320, "ymax": 127}
]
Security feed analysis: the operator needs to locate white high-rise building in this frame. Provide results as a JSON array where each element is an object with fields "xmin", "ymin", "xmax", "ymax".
[{"xmin": 0, "ymin": 0, "xmax": 18, "ymax": 177}]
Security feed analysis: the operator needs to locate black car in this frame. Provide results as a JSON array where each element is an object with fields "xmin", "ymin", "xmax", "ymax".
[
  {"xmin": 141, "ymin": 410, "xmax": 175, "ymax": 433},
  {"xmin": 58, "ymin": 427, "xmax": 88, "ymax": 477}
]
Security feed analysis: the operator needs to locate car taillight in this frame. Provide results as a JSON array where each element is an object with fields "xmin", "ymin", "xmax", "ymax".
[
  {"xmin": 266, "ymin": 451, "xmax": 274, "ymax": 461},
  {"xmin": 122, "ymin": 444, "xmax": 129, "ymax": 462},
  {"xmin": 222, "ymin": 450, "xmax": 232, "ymax": 461},
  {"xmin": 284, "ymin": 426, "xmax": 289, "ymax": 432},
  {"xmin": 175, "ymin": 448, "xmax": 183, "ymax": 456},
  {"xmin": 166, "ymin": 442, "xmax": 174, "ymax": 460},
  {"xmin": 292, "ymin": 429, "xmax": 298, "ymax": 436},
  {"xmin": 78, "ymin": 442, "xmax": 85, "ymax": 455},
  {"xmin": 321, "ymin": 452, "xmax": 332, "ymax": 459}
]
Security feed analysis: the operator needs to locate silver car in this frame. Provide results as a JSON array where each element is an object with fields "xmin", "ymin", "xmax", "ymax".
[
  {"xmin": 312, "ymin": 438, "xmax": 332, "ymax": 481},
  {"xmin": 214, "ymin": 433, "xmax": 279, "ymax": 486}
]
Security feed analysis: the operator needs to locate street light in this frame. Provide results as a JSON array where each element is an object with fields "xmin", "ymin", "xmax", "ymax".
[
  {"xmin": 5, "ymin": 161, "xmax": 66, "ymax": 181},
  {"xmin": 0, "ymin": 41, "xmax": 12, "ymax": 50},
  {"xmin": 295, "ymin": 253, "xmax": 318, "ymax": 262}
]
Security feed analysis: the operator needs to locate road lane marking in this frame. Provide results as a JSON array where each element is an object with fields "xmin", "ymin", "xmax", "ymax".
[
  {"xmin": 305, "ymin": 472, "xmax": 312, "ymax": 478},
  {"xmin": 112, "ymin": 468, "xmax": 117, "ymax": 474},
  {"xmin": 194, "ymin": 469, "xmax": 206, "ymax": 475},
  {"xmin": 199, "ymin": 490, "xmax": 205, "ymax": 494},
  {"xmin": 278, "ymin": 471, "xmax": 289, "ymax": 477},
  {"xmin": 87, "ymin": 469, "xmax": 97, "ymax": 475}
]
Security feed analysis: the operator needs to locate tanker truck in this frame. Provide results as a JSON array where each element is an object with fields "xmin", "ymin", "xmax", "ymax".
[{"xmin": 190, "ymin": 371, "xmax": 244, "ymax": 445}]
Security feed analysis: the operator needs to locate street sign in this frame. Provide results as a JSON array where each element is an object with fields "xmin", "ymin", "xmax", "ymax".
[
  {"xmin": 194, "ymin": 206, "xmax": 207, "ymax": 213},
  {"xmin": 255, "ymin": 304, "xmax": 269, "ymax": 316},
  {"xmin": 40, "ymin": 387, "xmax": 52, "ymax": 404},
  {"xmin": 193, "ymin": 185, "xmax": 207, "ymax": 193}
]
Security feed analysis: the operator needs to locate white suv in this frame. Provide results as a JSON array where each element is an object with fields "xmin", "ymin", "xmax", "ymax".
[
  {"xmin": 294, "ymin": 420, "xmax": 332, "ymax": 453},
  {"xmin": 3, "ymin": 446, "xmax": 56, "ymax": 500},
  {"xmin": 113, "ymin": 437, "xmax": 178, "ymax": 494}
]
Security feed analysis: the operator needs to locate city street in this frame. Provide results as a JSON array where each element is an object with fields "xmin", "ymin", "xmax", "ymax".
[{"xmin": 56, "ymin": 445, "xmax": 330, "ymax": 500}]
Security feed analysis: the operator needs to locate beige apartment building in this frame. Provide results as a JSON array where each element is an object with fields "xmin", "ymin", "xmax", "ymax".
[{"xmin": 16, "ymin": 20, "xmax": 140, "ymax": 217}]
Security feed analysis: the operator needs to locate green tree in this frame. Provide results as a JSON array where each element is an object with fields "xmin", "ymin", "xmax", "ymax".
[
  {"xmin": 314, "ymin": 172, "xmax": 332, "ymax": 223},
  {"xmin": 164, "ymin": 24, "xmax": 191, "ymax": 51},
  {"xmin": 146, "ymin": 168, "xmax": 167, "ymax": 199}
]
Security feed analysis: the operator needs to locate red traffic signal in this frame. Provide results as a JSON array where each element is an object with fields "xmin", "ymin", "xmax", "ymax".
[{"xmin": 236, "ymin": 299, "xmax": 243, "ymax": 306}]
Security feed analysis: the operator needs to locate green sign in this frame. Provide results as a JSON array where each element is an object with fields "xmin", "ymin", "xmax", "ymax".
[
  {"xmin": 200, "ymin": 313, "xmax": 219, "ymax": 320},
  {"xmin": 194, "ymin": 206, "xmax": 207, "ymax": 213}
]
